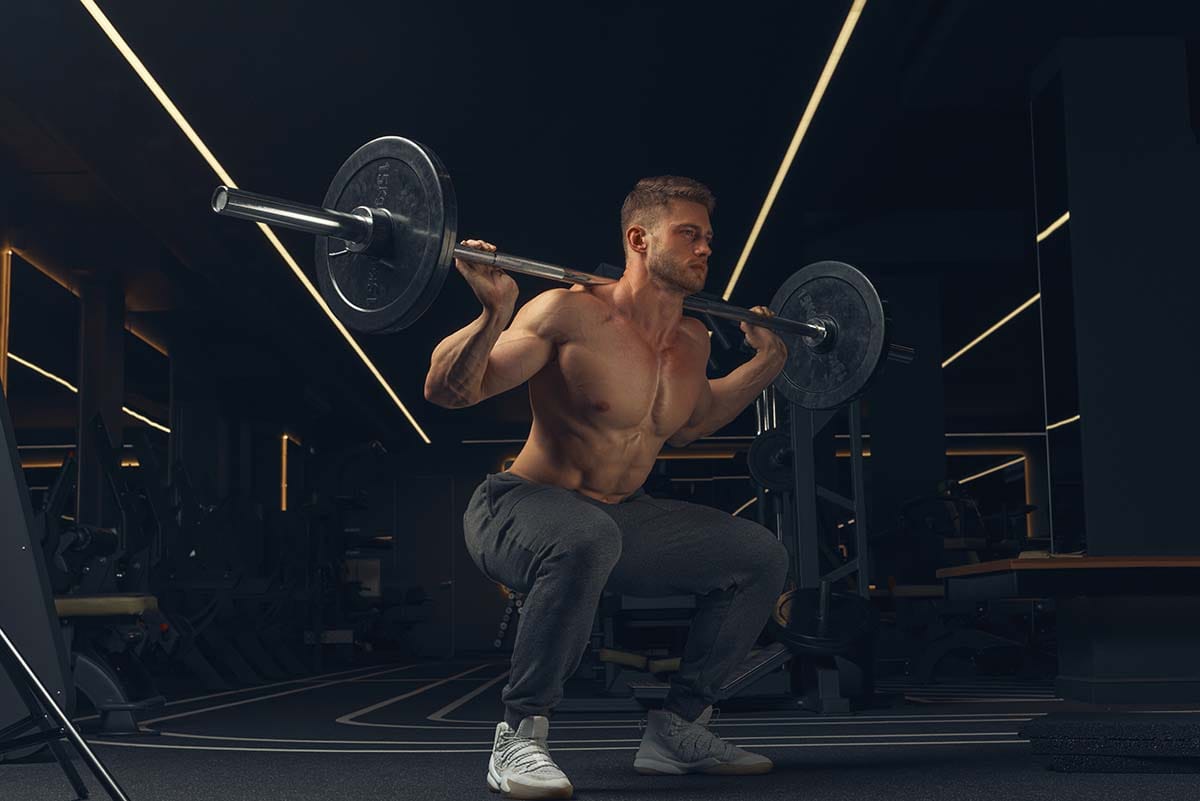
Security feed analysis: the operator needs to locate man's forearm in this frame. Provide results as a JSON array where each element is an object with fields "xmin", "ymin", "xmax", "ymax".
[
  {"xmin": 424, "ymin": 306, "xmax": 511, "ymax": 408},
  {"xmin": 691, "ymin": 348, "xmax": 787, "ymax": 439}
]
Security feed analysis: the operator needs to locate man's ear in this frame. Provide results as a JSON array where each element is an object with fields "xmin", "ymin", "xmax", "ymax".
[{"xmin": 627, "ymin": 225, "xmax": 648, "ymax": 254}]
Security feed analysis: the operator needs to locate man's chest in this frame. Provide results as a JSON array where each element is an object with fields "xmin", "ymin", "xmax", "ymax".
[{"xmin": 554, "ymin": 330, "xmax": 705, "ymax": 432}]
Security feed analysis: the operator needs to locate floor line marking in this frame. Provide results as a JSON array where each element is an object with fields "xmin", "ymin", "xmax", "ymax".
[
  {"xmin": 72, "ymin": 663, "xmax": 392, "ymax": 724},
  {"xmin": 335, "ymin": 664, "xmax": 497, "ymax": 726},
  {"xmin": 433, "ymin": 711, "xmax": 1046, "ymax": 726},
  {"xmin": 428, "ymin": 671, "xmax": 510, "ymax": 722},
  {"xmin": 158, "ymin": 716, "xmax": 1039, "ymax": 735},
  {"xmin": 155, "ymin": 729, "xmax": 1021, "ymax": 746},
  {"xmin": 89, "ymin": 738, "xmax": 1031, "ymax": 755},
  {"xmin": 142, "ymin": 664, "xmax": 420, "ymax": 725}
]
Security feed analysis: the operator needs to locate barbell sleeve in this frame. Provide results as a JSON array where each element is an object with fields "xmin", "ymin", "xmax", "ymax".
[
  {"xmin": 212, "ymin": 184, "xmax": 829, "ymax": 342},
  {"xmin": 212, "ymin": 186, "xmax": 373, "ymax": 243}
]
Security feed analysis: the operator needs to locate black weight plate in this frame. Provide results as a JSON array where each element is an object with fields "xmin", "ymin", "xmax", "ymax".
[
  {"xmin": 772, "ymin": 587, "xmax": 875, "ymax": 656},
  {"xmin": 315, "ymin": 137, "xmax": 458, "ymax": 333},
  {"xmin": 769, "ymin": 261, "xmax": 887, "ymax": 410},
  {"xmin": 748, "ymin": 429, "xmax": 793, "ymax": 492}
]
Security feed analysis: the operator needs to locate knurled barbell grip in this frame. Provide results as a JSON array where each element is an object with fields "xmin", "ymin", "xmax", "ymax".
[
  {"xmin": 452, "ymin": 246, "xmax": 616, "ymax": 287},
  {"xmin": 458, "ymin": 245, "xmax": 827, "ymax": 340}
]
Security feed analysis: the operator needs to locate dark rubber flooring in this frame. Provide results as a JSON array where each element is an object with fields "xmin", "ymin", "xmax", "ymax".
[{"xmin": 5, "ymin": 659, "xmax": 1200, "ymax": 800}]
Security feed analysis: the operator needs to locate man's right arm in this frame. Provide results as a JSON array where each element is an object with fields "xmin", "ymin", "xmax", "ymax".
[{"xmin": 423, "ymin": 289, "xmax": 565, "ymax": 409}]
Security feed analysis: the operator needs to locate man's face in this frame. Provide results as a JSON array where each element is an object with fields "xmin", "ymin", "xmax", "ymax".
[{"xmin": 644, "ymin": 200, "xmax": 713, "ymax": 295}]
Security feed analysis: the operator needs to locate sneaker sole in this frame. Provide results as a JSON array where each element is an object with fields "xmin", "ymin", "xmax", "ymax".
[
  {"xmin": 633, "ymin": 757, "xmax": 773, "ymax": 776},
  {"xmin": 487, "ymin": 769, "xmax": 574, "ymax": 799}
]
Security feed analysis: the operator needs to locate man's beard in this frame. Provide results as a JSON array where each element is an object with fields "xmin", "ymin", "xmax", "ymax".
[{"xmin": 647, "ymin": 251, "xmax": 705, "ymax": 295}]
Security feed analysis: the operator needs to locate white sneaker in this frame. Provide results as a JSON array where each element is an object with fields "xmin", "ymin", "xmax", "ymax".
[
  {"xmin": 634, "ymin": 707, "xmax": 772, "ymax": 776},
  {"xmin": 487, "ymin": 716, "xmax": 574, "ymax": 799}
]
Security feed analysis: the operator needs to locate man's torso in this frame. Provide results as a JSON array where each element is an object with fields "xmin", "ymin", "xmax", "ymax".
[{"xmin": 508, "ymin": 289, "xmax": 708, "ymax": 502}]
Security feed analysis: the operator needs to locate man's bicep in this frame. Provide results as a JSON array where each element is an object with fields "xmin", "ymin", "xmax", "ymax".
[
  {"xmin": 478, "ymin": 326, "xmax": 555, "ymax": 399},
  {"xmin": 477, "ymin": 291, "xmax": 567, "ymax": 400}
]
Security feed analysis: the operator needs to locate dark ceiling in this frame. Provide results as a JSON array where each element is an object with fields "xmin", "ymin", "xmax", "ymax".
[{"xmin": 1, "ymin": 0, "xmax": 1197, "ymax": 450}]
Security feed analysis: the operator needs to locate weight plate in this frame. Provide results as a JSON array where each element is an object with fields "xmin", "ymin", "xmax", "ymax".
[
  {"xmin": 769, "ymin": 261, "xmax": 887, "ymax": 410},
  {"xmin": 747, "ymin": 429, "xmax": 793, "ymax": 492},
  {"xmin": 315, "ymin": 136, "xmax": 458, "ymax": 333},
  {"xmin": 771, "ymin": 587, "xmax": 876, "ymax": 656}
]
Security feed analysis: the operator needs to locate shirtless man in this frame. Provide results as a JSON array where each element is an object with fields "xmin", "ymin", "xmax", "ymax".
[{"xmin": 425, "ymin": 177, "xmax": 790, "ymax": 800}]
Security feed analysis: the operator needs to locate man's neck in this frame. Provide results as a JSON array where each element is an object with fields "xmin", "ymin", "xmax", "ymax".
[{"xmin": 610, "ymin": 261, "xmax": 686, "ymax": 346}]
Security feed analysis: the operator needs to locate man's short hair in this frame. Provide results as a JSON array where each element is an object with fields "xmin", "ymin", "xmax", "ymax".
[{"xmin": 620, "ymin": 176, "xmax": 715, "ymax": 251}]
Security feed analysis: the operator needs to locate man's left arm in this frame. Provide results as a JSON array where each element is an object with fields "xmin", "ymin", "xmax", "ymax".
[{"xmin": 668, "ymin": 308, "xmax": 788, "ymax": 447}]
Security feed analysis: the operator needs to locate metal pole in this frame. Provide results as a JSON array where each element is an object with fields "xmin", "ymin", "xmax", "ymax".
[
  {"xmin": 0, "ymin": 626, "xmax": 133, "ymax": 801},
  {"xmin": 848, "ymin": 401, "xmax": 871, "ymax": 599}
]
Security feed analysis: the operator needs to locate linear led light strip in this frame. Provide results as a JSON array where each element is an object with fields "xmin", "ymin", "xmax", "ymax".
[
  {"xmin": 959, "ymin": 455, "xmax": 1025, "ymax": 485},
  {"xmin": 280, "ymin": 433, "xmax": 300, "ymax": 511},
  {"xmin": 23, "ymin": 458, "xmax": 139, "ymax": 469},
  {"xmin": 1036, "ymin": 211, "xmax": 1070, "ymax": 244},
  {"xmin": 1046, "ymin": 414, "xmax": 1080, "ymax": 431},
  {"xmin": 941, "ymin": 212, "xmax": 1070, "ymax": 369},
  {"xmin": 7, "ymin": 352, "xmax": 170, "ymax": 434},
  {"xmin": 721, "ymin": 0, "xmax": 868, "ymax": 302},
  {"xmin": 78, "ymin": 0, "xmax": 430, "ymax": 445},
  {"xmin": 732, "ymin": 496, "xmax": 759, "ymax": 517}
]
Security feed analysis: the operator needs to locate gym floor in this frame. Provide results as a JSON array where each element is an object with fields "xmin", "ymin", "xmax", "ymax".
[{"xmin": 7, "ymin": 661, "xmax": 1199, "ymax": 801}]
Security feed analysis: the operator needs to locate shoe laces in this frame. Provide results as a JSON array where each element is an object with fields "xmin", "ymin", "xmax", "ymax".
[
  {"xmin": 666, "ymin": 713, "xmax": 736, "ymax": 762},
  {"xmin": 496, "ymin": 729, "xmax": 562, "ymax": 776}
]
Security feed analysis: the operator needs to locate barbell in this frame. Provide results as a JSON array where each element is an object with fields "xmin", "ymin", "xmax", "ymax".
[{"xmin": 210, "ymin": 136, "xmax": 910, "ymax": 409}]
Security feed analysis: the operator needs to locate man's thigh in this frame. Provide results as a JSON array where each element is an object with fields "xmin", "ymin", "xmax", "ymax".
[
  {"xmin": 602, "ymin": 494, "xmax": 783, "ymax": 597},
  {"xmin": 464, "ymin": 474, "xmax": 620, "ymax": 593}
]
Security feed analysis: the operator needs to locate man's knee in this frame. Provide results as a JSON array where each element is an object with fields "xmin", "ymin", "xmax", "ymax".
[{"xmin": 734, "ymin": 521, "xmax": 790, "ymax": 584}]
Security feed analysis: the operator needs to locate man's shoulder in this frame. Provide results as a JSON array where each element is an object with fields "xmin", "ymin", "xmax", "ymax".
[
  {"xmin": 678, "ymin": 315, "xmax": 712, "ymax": 349},
  {"xmin": 522, "ymin": 287, "xmax": 607, "ymax": 318},
  {"xmin": 517, "ymin": 287, "xmax": 607, "ymax": 338}
]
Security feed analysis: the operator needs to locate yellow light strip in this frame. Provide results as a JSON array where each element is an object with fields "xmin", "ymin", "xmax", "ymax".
[
  {"xmin": 722, "ymin": 0, "xmax": 868, "ymax": 302},
  {"xmin": 78, "ymin": 0, "xmax": 430, "ymax": 444},
  {"xmin": 732, "ymin": 496, "xmax": 759, "ymax": 517},
  {"xmin": 8, "ymin": 352, "xmax": 171, "ymax": 432},
  {"xmin": 7, "ymin": 247, "xmax": 74, "ymax": 294},
  {"xmin": 1, "ymin": 247, "xmax": 11, "ymax": 388},
  {"xmin": 1046, "ymin": 414, "xmax": 1081, "ymax": 431},
  {"xmin": 255, "ymin": 226, "xmax": 431, "ymax": 443},
  {"xmin": 959, "ymin": 456, "xmax": 1025, "ymax": 485},
  {"xmin": 78, "ymin": 1, "xmax": 233, "ymax": 186},
  {"xmin": 941, "ymin": 293, "xmax": 1041, "ymax": 369},
  {"xmin": 280, "ymin": 434, "xmax": 289, "ymax": 511},
  {"xmin": 656, "ymin": 451, "xmax": 737, "ymax": 460},
  {"xmin": 121, "ymin": 405, "xmax": 170, "ymax": 434},
  {"xmin": 1036, "ymin": 211, "xmax": 1070, "ymax": 244},
  {"xmin": 7, "ymin": 352, "xmax": 77, "ymax": 393},
  {"xmin": 23, "ymin": 458, "xmax": 141, "ymax": 469}
]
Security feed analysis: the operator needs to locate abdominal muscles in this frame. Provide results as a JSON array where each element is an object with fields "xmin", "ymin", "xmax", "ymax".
[{"xmin": 511, "ymin": 337, "xmax": 699, "ymax": 501}]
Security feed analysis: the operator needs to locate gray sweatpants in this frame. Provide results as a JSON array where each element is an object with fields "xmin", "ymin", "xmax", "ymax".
[{"xmin": 463, "ymin": 471, "xmax": 789, "ymax": 727}]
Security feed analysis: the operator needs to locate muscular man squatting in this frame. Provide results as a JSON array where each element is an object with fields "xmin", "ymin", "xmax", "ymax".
[{"xmin": 425, "ymin": 176, "xmax": 790, "ymax": 800}]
